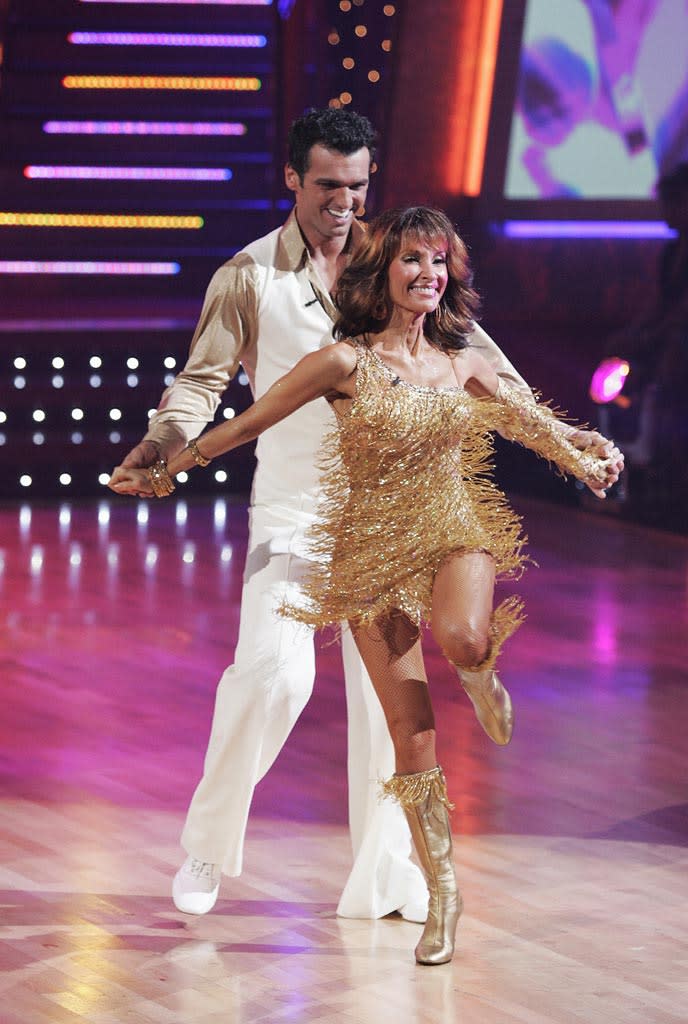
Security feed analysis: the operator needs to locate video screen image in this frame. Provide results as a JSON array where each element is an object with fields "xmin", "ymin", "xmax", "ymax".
[{"xmin": 505, "ymin": 0, "xmax": 688, "ymax": 199}]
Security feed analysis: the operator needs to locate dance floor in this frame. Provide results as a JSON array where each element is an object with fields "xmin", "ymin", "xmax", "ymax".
[{"xmin": 1, "ymin": 494, "xmax": 686, "ymax": 1024}]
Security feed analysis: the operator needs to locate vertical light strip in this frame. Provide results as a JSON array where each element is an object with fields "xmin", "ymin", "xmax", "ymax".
[
  {"xmin": 463, "ymin": 0, "xmax": 504, "ymax": 196},
  {"xmin": 445, "ymin": 0, "xmax": 504, "ymax": 197}
]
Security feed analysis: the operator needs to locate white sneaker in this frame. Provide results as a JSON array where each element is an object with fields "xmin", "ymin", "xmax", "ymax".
[
  {"xmin": 172, "ymin": 856, "xmax": 220, "ymax": 915},
  {"xmin": 399, "ymin": 896, "xmax": 429, "ymax": 924}
]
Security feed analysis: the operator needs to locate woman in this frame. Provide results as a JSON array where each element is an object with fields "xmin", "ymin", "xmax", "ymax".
[{"xmin": 110, "ymin": 207, "xmax": 621, "ymax": 966}]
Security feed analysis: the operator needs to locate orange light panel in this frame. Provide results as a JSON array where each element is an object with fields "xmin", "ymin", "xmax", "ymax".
[{"xmin": 62, "ymin": 75, "xmax": 261, "ymax": 91}]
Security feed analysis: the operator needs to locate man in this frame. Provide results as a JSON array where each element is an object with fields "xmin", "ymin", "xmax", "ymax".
[{"xmin": 110, "ymin": 108, "xmax": 621, "ymax": 920}]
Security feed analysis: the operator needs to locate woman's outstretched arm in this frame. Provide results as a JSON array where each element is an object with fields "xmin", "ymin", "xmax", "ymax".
[
  {"xmin": 458, "ymin": 350, "xmax": 623, "ymax": 498},
  {"xmin": 108, "ymin": 342, "xmax": 358, "ymax": 496}
]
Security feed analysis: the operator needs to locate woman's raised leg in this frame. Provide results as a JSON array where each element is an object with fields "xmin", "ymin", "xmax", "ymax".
[{"xmin": 431, "ymin": 550, "xmax": 516, "ymax": 745}]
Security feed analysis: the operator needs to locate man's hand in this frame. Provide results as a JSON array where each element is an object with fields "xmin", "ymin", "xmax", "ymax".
[
  {"xmin": 120, "ymin": 439, "xmax": 162, "ymax": 469},
  {"xmin": 108, "ymin": 440, "xmax": 163, "ymax": 497},
  {"xmin": 569, "ymin": 428, "xmax": 625, "ymax": 499}
]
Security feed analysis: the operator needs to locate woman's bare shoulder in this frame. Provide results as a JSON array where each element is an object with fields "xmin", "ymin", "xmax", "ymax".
[{"xmin": 326, "ymin": 339, "xmax": 360, "ymax": 375}]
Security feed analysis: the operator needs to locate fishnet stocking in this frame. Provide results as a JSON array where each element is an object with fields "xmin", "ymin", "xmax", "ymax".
[{"xmin": 351, "ymin": 612, "xmax": 436, "ymax": 775}]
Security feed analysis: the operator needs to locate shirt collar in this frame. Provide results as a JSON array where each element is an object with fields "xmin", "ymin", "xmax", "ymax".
[{"xmin": 277, "ymin": 208, "xmax": 367, "ymax": 272}]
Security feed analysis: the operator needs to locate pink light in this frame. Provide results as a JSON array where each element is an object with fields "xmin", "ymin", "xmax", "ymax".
[
  {"xmin": 589, "ymin": 357, "xmax": 631, "ymax": 404},
  {"xmin": 24, "ymin": 165, "xmax": 232, "ymax": 181},
  {"xmin": 68, "ymin": 31, "xmax": 267, "ymax": 47},
  {"xmin": 0, "ymin": 261, "xmax": 180, "ymax": 275},
  {"xmin": 43, "ymin": 120, "xmax": 246, "ymax": 136}
]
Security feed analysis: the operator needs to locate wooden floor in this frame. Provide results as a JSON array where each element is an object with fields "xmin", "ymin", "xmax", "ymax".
[{"xmin": 1, "ymin": 494, "xmax": 687, "ymax": 1024}]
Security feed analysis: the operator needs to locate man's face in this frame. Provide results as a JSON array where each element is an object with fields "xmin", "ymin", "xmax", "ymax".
[{"xmin": 285, "ymin": 143, "xmax": 370, "ymax": 246}]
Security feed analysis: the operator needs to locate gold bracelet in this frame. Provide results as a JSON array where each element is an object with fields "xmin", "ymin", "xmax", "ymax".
[
  {"xmin": 186, "ymin": 437, "xmax": 212, "ymax": 467},
  {"xmin": 148, "ymin": 459, "xmax": 175, "ymax": 498}
]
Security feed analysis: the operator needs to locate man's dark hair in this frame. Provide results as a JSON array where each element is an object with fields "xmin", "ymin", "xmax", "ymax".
[{"xmin": 287, "ymin": 107, "xmax": 377, "ymax": 181}]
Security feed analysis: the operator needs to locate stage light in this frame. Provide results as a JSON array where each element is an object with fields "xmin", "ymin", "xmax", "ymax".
[
  {"xmin": 214, "ymin": 469, "xmax": 228, "ymax": 483},
  {"xmin": 220, "ymin": 545, "xmax": 233, "ymax": 563},
  {"xmin": 98, "ymin": 473, "xmax": 111, "ymax": 486},
  {"xmin": 109, "ymin": 431, "xmax": 121, "ymax": 443},
  {"xmin": 164, "ymin": 374, "xmax": 175, "ymax": 386},
  {"xmin": 109, "ymin": 409, "xmax": 122, "ymax": 421},
  {"xmin": 238, "ymin": 373, "xmax": 249, "ymax": 386},
  {"xmin": 24, "ymin": 165, "xmax": 233, "ymax": 181},
  {"xmin": 20, "ymin": 475, "xmax": 32, "ymax": 488},
  {"xmin": 90, "ymin": 375, "xmax": 102, "ymax": 387},
  {"xmin": 177, "ymin": 472, "xmax": 189, "ymax": 485},
  {"xmin": 78, "ymin": 0, "xmax": 271, "ymax": 5},
  {"xmin": 52, "ymin": 356, "xmax": 65, "ymax": 368},
  {"xmin": 68, "ymin": 31, "xmax": 267, "ymax": 48},
  {"xmin": 14, "ymin": 376, "xmax": 26, "ymax": 389},
  {"xmin": 71, "ymin": 432, "xmax": 84, "ymax": 444},
  {"xmin": 62, "ymin": 75, "xmax": 261, "ymax": 91},
  {"xmin": 0, "ymin": 212, "xmax": 203, "ymax": 229},
  {"xmin": 33, "ymin": 410, "xmax": 46, "ymax": 422},
  {"xmin": 223, "ymin": 408, "xmax": 236, "ymax": 419},
  {"xmin": 14, "ymin": 356, "xmax": 27, "ymax": 369},
  {"xmin": 0, "ymin": 411, "xmax": 6, "ymax": 422},
  {"xmin": 127, "ymin": 375, "xmax": 139, "ymax": 387},
  {"xmin": 72, "ymin": 408, "xmax": 85, "ymax": 420},
  {"xmin": 164, "ymin": 356, "xmax": 177, "ymax": 368},
  {"xmin": 90, "ymin": 356, "xmax": 102, "ymax": 367},
  {"xmin": 43, "ymin": 120, "xmax": 246, "ymax": 136},
  {"xmin": 127, "ymin": 357, "xmax": 139, "ymax": 369},
  {"xmin": 52, "ymin": 376, "xmax": 64, "ymax": 388},
  {"xmin": 60, "ymin": 474, "xmax": 73, "ymax": 486},
  {"xmin": 589, "ymin": 358, "xmax": 631, "ymax": 404},
  {"xmin": 33, "ymin": 433, "xmax": 46, "ymax": 445},
  {"xmin": 0, "ymin": 433, "xmax": 6, "ymax": 445},
  {"xmin": 502, "ymin": 221, "xmax": 677, "ymax": 240},
  {"xmin": 0, "ymin": 261, "xmax": 181, "ymax": 274}
]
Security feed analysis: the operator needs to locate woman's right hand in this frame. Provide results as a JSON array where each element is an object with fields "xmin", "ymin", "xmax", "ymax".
[{"xmin": 108, "ymin": 466, "xmax": 154, "ymax": 497}]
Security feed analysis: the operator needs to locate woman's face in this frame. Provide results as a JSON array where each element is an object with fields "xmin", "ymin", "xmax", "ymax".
[{"xmin": 386, "ymin": 236, "xmax": 449, "ymax": 318}]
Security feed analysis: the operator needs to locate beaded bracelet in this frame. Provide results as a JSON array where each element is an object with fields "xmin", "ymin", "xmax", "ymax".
[
  {"xmin": 186, "ymin": 437, "xmax": 212, "ymax": 467},
  {"xmin": 148, "ymin": 460, "xmax": 175, "ymax": 498}
]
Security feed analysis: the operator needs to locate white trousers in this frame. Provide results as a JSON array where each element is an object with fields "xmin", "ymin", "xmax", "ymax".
[{"xmin": 180, "ymin": 505, "xmax": 427, "ymax": 918}]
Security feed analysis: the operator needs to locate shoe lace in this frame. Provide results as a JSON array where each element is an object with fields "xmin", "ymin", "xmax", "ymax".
[{"xmin": 189, "ymin": 858, "xmax": 216, "ymax": 880}]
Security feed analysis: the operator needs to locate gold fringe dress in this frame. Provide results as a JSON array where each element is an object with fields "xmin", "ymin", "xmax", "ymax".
[{"xmin": 283, "ymin": 342, "xmax": 609, "ymax": 656}]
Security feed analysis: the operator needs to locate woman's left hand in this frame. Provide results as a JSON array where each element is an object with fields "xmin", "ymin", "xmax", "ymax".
[{"xmin": 570, "ymin": 429, "xmax": 625, "ymax": 499}]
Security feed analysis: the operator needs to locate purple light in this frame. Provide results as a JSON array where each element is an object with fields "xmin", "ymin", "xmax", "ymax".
[
  {"xmin": 68, "ymin": 31, "xmax": 267, "ymax": 47},
  {"xmin": 43, "ymin": 120, "xmax": 246, "ymax": 136},
  {"xmin": 0, "ymin": 261, "xmax": 180, "ymax": 275},
  {"xmin": 78, "ymin": 0, "xmax": 271, "ymax": 5},
  {"xmin": 589, "ymin": 357, "xmax": 630, "ymax": 404},
  {"xmin": 24, "ymin": 165, "xmax": 232, "ymax": 181},
  {"xmin": 502, "ymin": 220, "xmax": 677, "ymax": 239}
]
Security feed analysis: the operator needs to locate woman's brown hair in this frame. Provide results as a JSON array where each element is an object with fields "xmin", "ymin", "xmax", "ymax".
[{"xmin": 334, "ymin": 206, "xmax": 479, "ymax": 352}]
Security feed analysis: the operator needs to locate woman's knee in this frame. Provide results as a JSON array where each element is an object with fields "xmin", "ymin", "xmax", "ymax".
[{"xmin": 432, "ymin": 617, "xmax": 490, "ymax": 668}]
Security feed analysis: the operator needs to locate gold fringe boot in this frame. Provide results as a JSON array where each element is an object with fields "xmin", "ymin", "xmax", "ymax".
[
  {"xmin": 455, "ymin": 597, "xmax": 525, "ymax": 746},
  {"xmin": 382, "ymin": 766, "xmax": 461, "ymax": 965}
]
